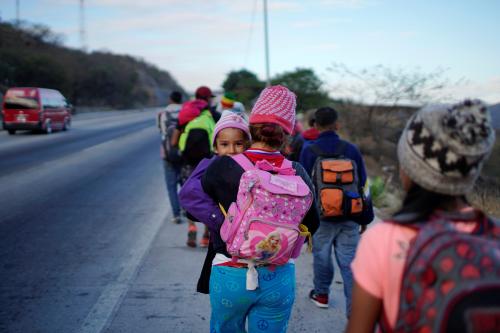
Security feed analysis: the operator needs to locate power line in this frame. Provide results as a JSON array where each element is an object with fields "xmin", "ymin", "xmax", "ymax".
[{"xmin": 243, "ymin": 0, "xmax": 258, "ymax": 68}]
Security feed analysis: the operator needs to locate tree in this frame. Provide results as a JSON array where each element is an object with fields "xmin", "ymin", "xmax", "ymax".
[
  {"xmin": 222, "ymin": 69, "xmax": 265, "ymax": 108},
  {"xmin": 327, "ymin": 62, "xmax": 462, "ymax": 137},
  {"xmin": 328, "ymin": 62, "xmax": 458, "ymax": 106},
  {"xmin": 20, "ymin": 22, "xmax": 65, "ymax": 46},
  {"xmin": 271, "ymin": 68, "xmax": 332, "ymax": 112},
  {"xmin": 0, "ymin": 22, "xmax": 184, "ymax": 109}
]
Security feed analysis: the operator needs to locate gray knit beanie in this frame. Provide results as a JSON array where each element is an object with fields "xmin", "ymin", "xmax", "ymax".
[{"xmin": 397, "ymin": 100, "xmax": 496, "ymax": 195}]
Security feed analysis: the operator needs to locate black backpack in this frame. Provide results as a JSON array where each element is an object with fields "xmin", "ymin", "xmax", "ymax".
[
  {"xmin": 310, "ymin": 142, "xmax": 365, "ymax": 222},
  {"xmin": 158, "ymin": 108, "xmax": 182, "ymax": 163},
  {"xmin": 182, "ymin": 128, "xmax": 212, "ymax": 166}
]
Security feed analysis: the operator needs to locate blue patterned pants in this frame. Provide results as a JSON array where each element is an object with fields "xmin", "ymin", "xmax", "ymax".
[{"xmin": 209, "ymin": 263, "xmax": 295, "ymax": 333}]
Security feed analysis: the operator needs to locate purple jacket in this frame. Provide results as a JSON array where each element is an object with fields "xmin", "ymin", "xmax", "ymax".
[{"xmin": 179, "ymin": 157, "xmax": 225, "ymax": 240}]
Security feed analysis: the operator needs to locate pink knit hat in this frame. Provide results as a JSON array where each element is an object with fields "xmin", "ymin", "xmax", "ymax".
[
  {"xmin": 212, "ymin": 110, "xmax": 251, "ymax": 145},
  {"xmin": 249, "ymin": 85, "xmax": 296, "ymax": 134}
]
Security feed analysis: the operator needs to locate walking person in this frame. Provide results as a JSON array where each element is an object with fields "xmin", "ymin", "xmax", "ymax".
[
  {"xmin": 183, "ymin": 85, "xmax": 320, "ymax": 332},
  {"xmin": 287, "ymin": 110, "xmax": 319, "ymax": 161},
  {"xmin": 176, "ymin": 97, "xmax": 215, "ymax": 247},
  {"xmin": 195, "ymin": 85, "xmax": 221, "ymax": 122},
  {"xmin": 299, "ymin": 106, "xmax": 374, "ymax": 315},
  {"xmin": 157, "ymin": 91, "xmax": 183, "ymax": 224},
  {"xmin": 219, "ymin": 92, "xmax": 236, "ymax": 111},
  {"xmin": 179, "ymin": 110, "xmax": 252, "ymax": 294},
  {"xmin": 346, "ymin": 100, "xmax": 499, "ymax": 333}
]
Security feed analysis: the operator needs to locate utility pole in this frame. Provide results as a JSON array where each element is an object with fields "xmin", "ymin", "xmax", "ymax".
[
  {"xmin": 79, "ymin": 0, "xmax": 87, "ymax": 52},
  {"xmin": 263, "ymin": 0, "xmax": 270, "ymax": 87}
]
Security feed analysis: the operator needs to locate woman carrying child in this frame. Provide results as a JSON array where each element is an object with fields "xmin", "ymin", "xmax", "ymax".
[{"xmin": 181, "ymin": 85, "xmax": 319, "ymax": 332}]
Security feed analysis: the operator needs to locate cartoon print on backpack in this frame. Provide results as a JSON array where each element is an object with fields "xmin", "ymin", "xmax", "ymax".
[{"xmin": 255, "ymin": 232, "xmax": 281, "ymax": 260}]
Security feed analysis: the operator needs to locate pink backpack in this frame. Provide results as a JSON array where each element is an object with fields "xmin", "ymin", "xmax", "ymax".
[{"xmin": 220, "ymin": 154, "xmax": 313, "ymax": 265}]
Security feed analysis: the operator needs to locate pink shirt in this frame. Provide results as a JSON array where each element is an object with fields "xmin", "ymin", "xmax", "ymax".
[{"xmin": 351, "ymin": 213, "xmax": 478, "ymax": 329}]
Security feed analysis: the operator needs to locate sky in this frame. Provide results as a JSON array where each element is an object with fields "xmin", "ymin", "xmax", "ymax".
[{"xmin": 1, "ymin": 0, "xmax": 500, "ymax": 104}]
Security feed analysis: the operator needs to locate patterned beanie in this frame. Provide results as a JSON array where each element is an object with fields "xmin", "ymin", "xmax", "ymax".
[
  {"xmin": 221, "ymin": 92, "xmax": 236, "ymax": 109},
  {"xmin": 398, "ymin": 100, "xmax": 495, "ymax": 195},
  {"xmin": 249, "ymin": 85, "xmax": 296, "ymax": 134},
  {"xmin": 212, "ymin": 110, "xmax": 251, "ymax": 146}
]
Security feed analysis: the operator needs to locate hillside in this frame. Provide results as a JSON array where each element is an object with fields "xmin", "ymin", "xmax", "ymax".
[{"xmin": 0, "ymin": 22, "xmax": 185, "ymax": 109}]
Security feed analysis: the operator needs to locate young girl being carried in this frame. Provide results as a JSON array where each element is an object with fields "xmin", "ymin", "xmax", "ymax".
[{"xmin": 179, "ymin": 110, "xmax": 252, "ymax": 293}]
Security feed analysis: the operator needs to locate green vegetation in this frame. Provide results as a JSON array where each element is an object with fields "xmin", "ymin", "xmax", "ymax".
[
  {"xmin": 0, "ymin": 22, "xmax": 184, "ymax": 109},
  {"xmin": 369, "ymin": 176, "xmax": 386, "ymax": 208},
  {"xmin": 222, "ymin": 70, "xmax": 265, "ymax": 109},
  {"xmin": 222, "ymin": 68, "xmax": 333, "ymax": 113}
]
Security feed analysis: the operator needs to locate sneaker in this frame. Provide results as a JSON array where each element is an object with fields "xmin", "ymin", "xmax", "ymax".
[
  {"xmin": 187, "ymin": 224, "xmax": 197, "ymax": 248},
  {"xmin": 171, "ymin": 216, "xmax": 181, "ymax": 224},
  {"xmin": 309, "ymin": 290, "xmax": 328, "ymax": 308},
  {"xmin": 199, "ymin": 235, "xmax": 209, "ymax": 248}
]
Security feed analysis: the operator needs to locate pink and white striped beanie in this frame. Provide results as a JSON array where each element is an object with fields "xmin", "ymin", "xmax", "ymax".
[
  {"xmin": 249, "ymin": 85, "xmax": 296, "ymax": 134},
  {"xmin": 212, "ymin": 110, "xmax": 251, "ymax": 146}
]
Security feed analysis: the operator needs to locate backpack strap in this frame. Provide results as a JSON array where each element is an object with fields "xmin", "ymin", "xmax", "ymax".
[
  {"xmin": 232, "ymin": 153, "xmax": 296, "ymax": 175},
  {"xmin": 281, "ymin": 158, "xmax": 293, "ymax": 169},
  {"xmin": 231, "ymin": 153, "xmax": 255, "ymax": 171},
  {"xmin": 309, "ymin": 140, "xmax": 347, "ymax": 158}
]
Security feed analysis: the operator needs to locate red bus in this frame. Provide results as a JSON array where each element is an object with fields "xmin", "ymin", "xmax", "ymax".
[{"xmin": 2, "ymin": 87, "xmax": 72, "ymax": 135}]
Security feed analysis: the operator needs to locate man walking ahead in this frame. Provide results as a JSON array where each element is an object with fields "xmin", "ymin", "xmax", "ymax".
[
  {"xmin": 157, "ymin": 91, "xmax": 183, "ymax": 224},
  {"xmin": 299, "ymin": 107, "xmax": 373, "ymax": 316}
]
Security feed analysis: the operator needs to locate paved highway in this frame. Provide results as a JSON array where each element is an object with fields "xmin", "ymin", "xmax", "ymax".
[{"xmin": 0, "ymin": 109, "xmax": 347, "ymax": 333}]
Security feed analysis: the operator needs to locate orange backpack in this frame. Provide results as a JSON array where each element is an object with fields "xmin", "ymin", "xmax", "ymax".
[{"xmin": 310, "ymin": 142, "xmax": 364, "ymax": 221}]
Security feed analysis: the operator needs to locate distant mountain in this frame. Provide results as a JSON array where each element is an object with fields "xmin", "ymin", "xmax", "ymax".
[
  {"xmin": 0, "ymin": 22, "xmax": 185, "ymax": 109},
  {"xmin": 489, "ymin": 103, "xmax": 500, "ymax": 130}
]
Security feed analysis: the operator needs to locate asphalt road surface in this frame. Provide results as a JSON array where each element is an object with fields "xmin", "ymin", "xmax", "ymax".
[{"xmin": 0, "ymin": 109, "xmax": 347, "ymax": 333}]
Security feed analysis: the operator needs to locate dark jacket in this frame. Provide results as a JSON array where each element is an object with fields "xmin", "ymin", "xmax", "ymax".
[
  {"xmin": 179, "ymin": 156, "xmax": 226, "ymax": 294},
  {"xmin": 287, "ymin": 128, "xmax": 320, "ymax": 161}
]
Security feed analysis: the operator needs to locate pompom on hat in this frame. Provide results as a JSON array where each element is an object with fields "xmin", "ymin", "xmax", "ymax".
[
  {"xmin": 249, "ymin": 85, "xmax": 296, "ymax": 134},
  {"xmin": 212, "ymin": 110, "xmax": 251, "ymax": 146},
  {"xmin": 398, "ymin": 99, "xmax": 496, "ymax": 195}
]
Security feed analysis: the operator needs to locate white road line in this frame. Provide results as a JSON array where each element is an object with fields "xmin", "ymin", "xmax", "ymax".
[{"xmin": 77, "ymin": 209, "xmax": 169, "ymax": 333}]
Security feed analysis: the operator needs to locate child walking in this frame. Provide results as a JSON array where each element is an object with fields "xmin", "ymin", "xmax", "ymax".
[
  {"xmin": 346, "ymin": 100, "xmax": 499, "ymax": 333},
  {"xmin": 182, "ymin": 85, "xmax": 320, "ymax": 332}
]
